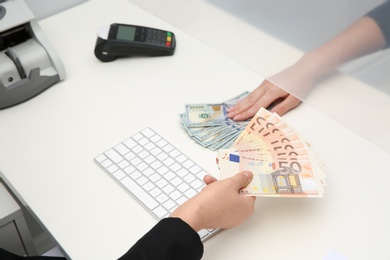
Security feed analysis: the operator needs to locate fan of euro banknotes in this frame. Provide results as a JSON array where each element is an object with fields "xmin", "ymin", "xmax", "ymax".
[{"xmin": 179, "ymin": 92, "xmax": 325, "ymax": 197}]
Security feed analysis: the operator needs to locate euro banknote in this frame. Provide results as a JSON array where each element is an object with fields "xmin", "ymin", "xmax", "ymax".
[{"xmin": 218, "ymin": 107, "xmax": 325, "ymax": 197}]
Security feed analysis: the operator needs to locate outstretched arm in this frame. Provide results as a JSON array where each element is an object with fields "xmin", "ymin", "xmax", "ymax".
[{"xmin": 227, "ymin": 4, "xmax": 388, "ymax": 120}]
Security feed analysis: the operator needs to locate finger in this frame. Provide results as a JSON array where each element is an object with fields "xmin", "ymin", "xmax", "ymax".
[
  {"xmin": 232, "ymin": 102, "xmax": 262, "ymax": 121},
  {"xmin": 233, "ymin": 89, "xmax": 283, "ymax": 121},
  {"xmin": 271, "ymin": 95, "xmax": 301, "ymax": 116},
  {"xmin": 203, "ymin": 175, "xmax": 218, "ymax": 185},
  {"xmin": 230, "ymin": 171, "xmax": 253, "ymax": 189},
  {"xmin": 227, "ymin": 87, "xmax": 266, "ymax": 118}
]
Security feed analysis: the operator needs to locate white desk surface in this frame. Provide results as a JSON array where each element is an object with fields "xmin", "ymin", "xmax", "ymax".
[{"xmin": 0, "ymin": 0, "xmax": 389, "ymax": 259}]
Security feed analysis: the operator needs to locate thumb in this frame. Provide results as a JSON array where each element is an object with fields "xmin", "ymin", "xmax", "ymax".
[{"xmin": 231, "ymin": 171, "xmax": 253, "ymax": 189}]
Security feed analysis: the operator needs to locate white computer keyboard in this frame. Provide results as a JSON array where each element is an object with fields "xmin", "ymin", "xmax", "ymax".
[{"xmin": 94, "ymin": 127, "xmax": 219, "ymax": 241}]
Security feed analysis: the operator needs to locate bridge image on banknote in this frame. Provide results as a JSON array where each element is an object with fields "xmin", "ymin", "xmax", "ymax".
[{"xmin": 270, "ymin": 168, "xmax": 303, "ymax": 194}]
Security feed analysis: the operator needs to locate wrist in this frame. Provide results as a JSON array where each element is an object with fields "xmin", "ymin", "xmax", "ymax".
[
  {"xmin": 296, "ymin": 52, "xmax": 329, "ymax": 80},
  {"xmin": 171, "ymin": 205, "xmax": 204, "ymax": 232}
]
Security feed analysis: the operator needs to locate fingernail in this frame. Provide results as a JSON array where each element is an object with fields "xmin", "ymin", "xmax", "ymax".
[
  {"xmin": 244, "ymin": 171, "xmax": 253, "ymax": 179},
  {"xmin": 233, "ymin": 114, "xmax": 241, "ymax": 121}
]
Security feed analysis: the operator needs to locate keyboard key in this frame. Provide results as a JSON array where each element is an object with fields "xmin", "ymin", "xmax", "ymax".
[
  {"xmin": 183, "ymin": 174, "xmax": 195, "ymax": 183},
  {"xmin": 124, "ymin": 152, "xmax": 136, "ymax": 161},
  {"xmin": 153, "ymin": 206, "xmax": 168, "ymax": 218},
  {"xmin": 143, "ymin": 181, "xmax": 155, "ymax": 191},
  {"xmin": 169, "ymin": 190, "xmax": 182, "ymax": 200},
  {"xmin": 169, "ymin": 149, "xmax": 181, "ymax": 158},
  {"xmin": 123, "ymin": 138, "xmax": 137, "ymax": 149},
  {"xmin": 156, "ymin": 139, "xmax": 168, "ymax": 147},
  {"xmin": 138, "ymin": 137, "xmax": 149, "ymax": 146},
  {"xmin": 150, "ymin": 187, "xmax": 162, "ymax": 197},
  {"xmin": 102, "ymin": 159, "xmax": 112, "ymax": 169},
  {"xmin": 150, "ymin": 160, "xmax": 163, "ymax": 170},
  {"xmin": 144, "ymin": 142, "xmax": 156, "ymax": 150},
  {"xmin": 144, "ymin": 155, "xmax": 156, "ymax": 164},
  {"xmin": 176, "ymin": 154, "xmax": 187, "ymax": 163},
  {"xmin": 177, "ymin": 168, "xmax": 189, "ymax": 177},
  {"xmin": 157, "ymin": 166, "xmax": 169, "ymax": 175},
  {"xmin": 124, "ymin": 165, "xmax": 136, "ymax": 174},
  {"xmin": 130, "ymin": 157, "xmax": 142, "ymax": 166},
  {"xmin": 156, "ymin": 193, "xmax": 169, "ymax": 203},
  {"xmin": 132, "ymin": 145, "xmax": 144, "ymax": 154},
  {"xmin": 107, "ymin": 164, "xmax": 119, "ymax": 174},
  {"xmin": 136, "ymin": 162, "xmax": 148, "ymax": 172},
  {"xmin": 113, "ymin": 170, "xmax": 126, "ymax": 180},
  {"xmin": 141, "ymin": 128, "xmax": 155, "ymax": 138},
  {"xmin": 95, "ymin": 154, "xmax": 107, "ymax": 163},
  {"xmin": 171, "ymin": 177, "xmax": 183, "ymax": 186},
  {"xmin": 162, "ymin": 184, "xmax": 174, "ymax": 194},
  {"xmin": 177, "ymin": 182, "xmax": 190, "ymax": 192},
  {"xmin": 150, "ymin": 134, "xmax": 161, "ymax": 143},
  {"xmin": 130, "ymin": 171, "xmax": 142, "ymax": 180},
  {"xmin": 163, "ymin": 157, "xmax": 175, "ymax": 167},
  {"xmin": 114, "ymin": 143, "xmax": 130, "ymax": 155},
  {"xmin": 105, "ymin": 149, "xmax": 123, "ymax": 164},
  {"xmin": 150, "ymin": 147, "xmax": 162, "ymax": 156},
  {"xmin": 163, "ymin": 199, "xmax": 176, "ymax": 210},
  {"xmin": 136, "ymin": 176, "xmax": 148, "ymax": 186},
  {"xmin": 143, "ymin": 167, "xmax": 154, "ymax": 177},
  {"xmin": 150, "ymin": 173, "xmax": 162, "ymax": 182},
  {"xmin": 132, "ymin": 133, "xmax": 143, "ymax": 141},
  {"xmin": 169, "ymin": 163, "xmax": 181, "ymax": 172},
  {"xmin": 156, "ymin": 178, "xmax": 168, "ymax": 188},
  {"xmin": 138, "ymin": 150, "xmax": 150, "ymax": 159},
  {"xmin": 182, "ymin": 160, "xmax": 194, "ymax": 169},
  {"xmin": 118, "ymin": 160, "xmax": 130, "ymax": 169},
  {"xmin": 189, "ymin": 165, "xmax": 201, "ymax": 174},
  {"xmin": 162, "ymin": 144, "xmax": 174, "ymax": 153},
  {"xmin": 163, "ymin": 171, "xmax": 175, "ymax": 181},
  {"xmin": 157, "ymin": 152, "xmax": 168, "ymax": 161},
  {"xmin": 120, "ymin": 177, "xmax": 158, "ymax": 210}
]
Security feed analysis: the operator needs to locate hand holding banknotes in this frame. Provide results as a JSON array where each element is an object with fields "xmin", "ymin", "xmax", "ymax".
[{"xmin": 171, "ymin": 171, "xmax": 256, "ymax": 231}]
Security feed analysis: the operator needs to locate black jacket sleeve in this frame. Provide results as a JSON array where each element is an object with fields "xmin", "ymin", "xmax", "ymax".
[
  {"xmin": 366, "ymin": 1, "xmax": 390, "ymax": 48},
  {"xmin": 118, "ymin": 218, "xmax": 204, "ymax": 260}
]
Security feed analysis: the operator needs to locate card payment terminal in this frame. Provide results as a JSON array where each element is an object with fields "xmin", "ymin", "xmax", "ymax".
[{"xmin": 94, "ymin": 23, "xmax": 176, "ymax": 62}]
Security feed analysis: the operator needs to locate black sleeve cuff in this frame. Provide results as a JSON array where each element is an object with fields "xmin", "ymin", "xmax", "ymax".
[
  {"xmin": 118, "ymin": 218, "xmax": 204, "ymax": 260},
  {"xmin": 366, "ymin": 1, "xmax": 390, "ymax": 48}
]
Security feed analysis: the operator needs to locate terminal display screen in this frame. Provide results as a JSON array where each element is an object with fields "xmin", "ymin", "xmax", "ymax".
[{"xmin": 116, "ymin": 25, "xmax": 136, "ymax": 41}]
